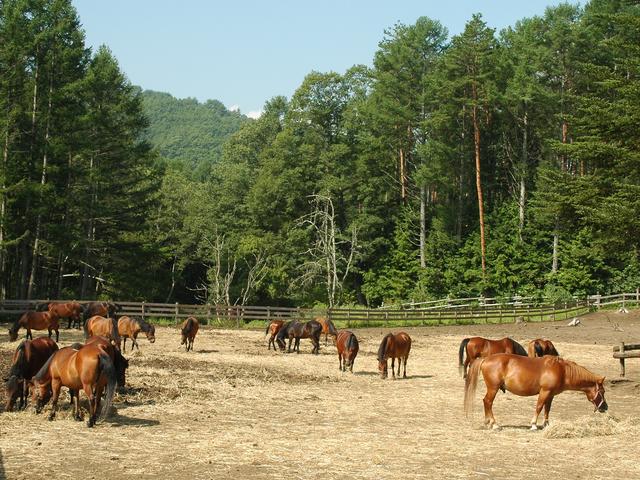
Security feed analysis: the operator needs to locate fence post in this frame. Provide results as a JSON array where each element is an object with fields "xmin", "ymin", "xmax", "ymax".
[
  {"xmin": 564, "ymin": 301, "xmax": 568, "ymax": 320},
  {"xmin": 174, "ymin": 302, "xmax": 178, "ymax": 325},
  {"xmin": 499, "ymin": 305, "xmax": 503, "ymax": 324},
  {"xmin": 141, "ymin": 301, "xmax": 145, "ymax": 321},
  {"xmin": 622, "ymin": 293, "xmax": 626, "ymax": 310},
  {"xmin": 636, "ymin": 288, "xmax": 639, "ymax": 306},
  {"xmin": 619, "ymin": 341, "xmax": 626, "ymax": 377}
]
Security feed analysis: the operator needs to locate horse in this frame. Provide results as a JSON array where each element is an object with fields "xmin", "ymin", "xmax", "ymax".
[
  {"xmin": 336, "ymin": 330, "xmax": 359, "ymax": 372},
  {"xmin": 181, "ymin": 316, "xmax": 199, "ymax": 352},
  {"xmin": 528, "ymin": 338, "xmax": 559, "ymax": 358},
  {"xmin": 265, "ymin": 320, "xmax": 284, "ymax": 350},
  {"xmin": 8, "ymin": 310, "xmax": 60, "ymax": 342},
  {"xmin": 118, "ymin": 316, "xmax": 156, "ymax": 352},
  {"xmin": 82, "ymin": 301, "xmax": 121, "ymax": 324},
  {"xmin": 84, "ymin": 315, "xmax": 121, "ymax": 346},
  {"xmin": 4, "ymin": 337, "xmax": 59, "ymax": 411},
  {"xmin": 32, "ymin": 343, "xmax": 117, "ymax": 427},
  {"xmin": 464, "ymin": 353, "xmax": 607, "ymax": 430},
  {"xmin": 458, "ymin": 337, "xmax": 527, "ymax": 378},
  {"xmin": 48, "ymin": 301, "xmax": 83, "ymax": 329},
  {"xmin": 275, "ymin": 320, "xmax": 322, "ymax": 354},
  {"xmin": 377, "ymin": 332, "xmax": 412, "ymax": 379},
  {"xmin": 315, "ymin": 316, "xmax": 338, "ymax": 346},
  {"xmin": 84, "ymin": 336, "xmax": 129, "ymax": 388}
]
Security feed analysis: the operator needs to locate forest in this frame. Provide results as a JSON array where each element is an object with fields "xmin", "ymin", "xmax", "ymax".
[{"xmin": 0, "ymin": 0, "xmax": 639, "ymax": 307}]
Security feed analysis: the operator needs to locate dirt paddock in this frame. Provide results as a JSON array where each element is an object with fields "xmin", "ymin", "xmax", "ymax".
[{"xmin": 1, "ymin": 310, "xmax": 639, "ymax": 479}]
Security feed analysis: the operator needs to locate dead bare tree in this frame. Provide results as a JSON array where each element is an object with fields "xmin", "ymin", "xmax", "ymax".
[{"xmin": 296, "ymin": 194, "xmax": 357, "ymax": 308}]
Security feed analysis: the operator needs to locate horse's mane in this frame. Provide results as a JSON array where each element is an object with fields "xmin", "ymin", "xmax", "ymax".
[
  {"xmin": 509, "ymin": 338, "xmax": 528, "ymax": 356},
  {"xmin": 327, "ymin": 319, "xmax": 338, "ymax": 335},
  {"xmin": 33, "ymin": 352, "xmax": 57, "ymax": 382},
  {"xmin": 347, "ymin": 332, "xmax": 358, "ymax": 351},
  {"xmin": 8, "ymin": 341, "xmax": 28, "ymax": 379},
  {"xmin": 377, "ymin": 333, "xmax": 393, "ymax": 362},
  {"xmin": 182, "ymin": 317, "xmax": 195, "ymax": 335},
  {"xmin": 136, "ymin": 317, "xmax": 153, "ymax": 332},
  {"xmin": 561, "ymin": 359, "xmax": 601, "ymax": 384},
  {"xmin": 9, "ymin": 316, "xmax": 21, "ymax": 334},
  {"xmin": 276, "ymin": 321, "xmax": 291, "ymax": 340}
]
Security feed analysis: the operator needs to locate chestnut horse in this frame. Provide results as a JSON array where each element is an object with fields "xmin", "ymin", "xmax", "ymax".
[
  {"xmin": 265, "ymin": 320, "xmax": 284, "ymax": 350},
  {"xmin": 275, "ymin": 320, "xmax": 322, "ymax": 354},
  {"xmin": 83, "ymin": 336, "xmax": 129, "ymax": 388},
  {"xmin": 181, "ymin": 316, "xmax": 199, "ymax": 352},
  {"xmin": 528, "ymin": 338, "xmax": 559, "ymax": 358},
  {"xmin": 315, "ymin": 316, "xmax": 338, "ymax": 346},
  {"xmin": 464, "ymin": 354, "xmax": 607, "ymax": 430},
  {"xmin": 32, "ymin": 343, "xmax": 117, "ymax": 427},
  {"xmin": 4, "ymin": 337, "xmax": 58, "ymax": 411},
  {"xmin": 84, "ymin": 315, "xmax": 121, "ymax": 345},
  {"xmin": 458, "ymin": 337, "xmax": 527, "ymax": 378},
  {"xmin": 377, "ymin": 332, "xmax": 412, "ymax": 379},
  {"xmin": 118, "ymin": 316, "xmax": 156, "ymax": 352},
  {"xmin": 8, "ymin": 310, "xmax": 60, "ymax": 342},
  {"xmin": 48, "ymin": 301, "xmax": 83, "ymax": 329},
  {"xmin": 336, "ymin": 330, "xmax": 359, "ymax": 372}
]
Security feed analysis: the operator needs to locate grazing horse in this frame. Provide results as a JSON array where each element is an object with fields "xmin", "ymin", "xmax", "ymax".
[
  {"xmin": 82, "ymin": 301, "xmax": 121, "ymax": 324},
  {"xmin": 377, "ymin": 332, "xmax": 412, "ymax": 379},
  {"xmin": 458, "ymin": 337, "xmax": 527, "ymax": 378},
  {"xmin": 8, "ymin": 310, "xmax": 60, "ymax": 342},
  {"xmin": 275, "ymin": 320, "xmax": 322, "ymax": 354},
  {"xmin": 315, "ymin": 316, "xmax": 338, "ymax": 346},
  {"xmin": 181, "ymin": 316, "xmax": 199, "ymax": 352},
  {"xmin": 464, "ymin": 354, "xmax": 607, "ymax": 430},
  {"xmin": 32, "ymin": 343, "xmax": 117, "ymax": 427},
  {"xmin": 528, "ymin": 338, "xmax": 559, "ymax": 358},
  {"xmin": 84, "ymin": 336, "xmax": 129, "ymax": 388},
  {"xmin": 84, "ymin": 315, "xmax": 121, "ymax": 346},
  {"xmin": 48, "ymin": 301, "xmax": 83, "ymax": 329},
  {"xmin": 4, "ymin": 337, "xmax": 58, "ymax": 411},
  {"xmin": 265, "ymin": 320, "xmax": 284, "ymax": 351},
  {"xmin": 118, "ymin": 316, "xmax": 156, "ymax": 352},
  {"xmin": 336, "ymin": 330, "xmax": 359, "ymax": 372}
]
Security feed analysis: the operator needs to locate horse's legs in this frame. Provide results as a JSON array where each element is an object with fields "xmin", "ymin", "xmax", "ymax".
[
  {"xmin": 542, "ymin": 396, "xmax": 554, "ymax": 428},
  {"xmin": 483, "ymin": 387, "xmax": 499, "ymax": 429},
  {"xmin": 287, "ymin": 337, "xmax": 292, "ymax": 353},
  {"xmin": 84, "ymin": 384, "xmax": 96, "ymax": 427},
  {"xmin": 27, "ymin": 328, "xmax": 33, "ymax": 340},
  {"xmin": 123, "ymin": 337, "xmax": 127, "ymax": 352},
  {"xmin": 397, "ymin": 357, "xmax": 402, "ymax": 377},
  {"xmin": 531, "ymin": 390, "xmax": 552, "ymax": 430},
  {"xmin": 54, "ymin": 327, "xmax": 59, "ymax": 342},
  {"xmin": 48, "ymin": 379, "xmax": 61, "ymax": 421},
  {"xmin": 463, "ymin": 358, "xmax": 470, "ymax": 379},
  {"xmin": 391, "ymin": 358, "xmax": 396, "ymax": 379},
  {"xmin": 403, "ymin": 355, "xmax": 408, "ymax": 378},
  {"xmin": 68, "ymin": 317, "xmax": 72, "ymax": 329},
  {"xmin": 338, "ymin": 353, "xmax": 343, "ymax": 371}
]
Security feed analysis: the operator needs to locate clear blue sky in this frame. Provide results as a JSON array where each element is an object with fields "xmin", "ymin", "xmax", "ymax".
[{"xmin": 72, "ymin": 0, "xmax": 570, "ymax": 117}]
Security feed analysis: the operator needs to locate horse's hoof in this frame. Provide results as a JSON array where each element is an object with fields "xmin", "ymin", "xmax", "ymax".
[
  {"xmin": 87, "ymin": 420, "xmax": 94, "ymax": 428},
  {"xmin": 491, "ymin": 424, "xmax": 501, "ymax": 431},
  {"xmin": 48, "ymin": 414, "xmax": 55, "ymax": 421},
  {"xmin": 530, "ymin": 425, "xmax": 538, "ymax": 431}
]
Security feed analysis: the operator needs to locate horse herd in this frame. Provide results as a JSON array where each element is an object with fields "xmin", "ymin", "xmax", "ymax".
[{"xmin": 3, "ymin": 304, "xmax": 609, "ymax": 431}]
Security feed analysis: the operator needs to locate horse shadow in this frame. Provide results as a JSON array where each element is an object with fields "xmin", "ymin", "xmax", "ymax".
[
  {"xmin": 106, "ymin": 413, "xmax": 160, "ymax": 428},
  {"xmin": 196, "ymin": 349, "xmax": 219, "ymax": 354}
]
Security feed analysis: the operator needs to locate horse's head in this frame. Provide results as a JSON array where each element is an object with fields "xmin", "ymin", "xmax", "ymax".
[
  {"xmin": 586, "ymin": 377, "xmax": 608, "ymax": 413},
  {"xmin": 378, "ymin": 360, "xmax": 388, "ymax": 379},
  {"xmin": 4, "ymin": 375, "xmax": 22, "ymax": 411},
  {"xmin": 8, "ymin": 328, "xmax": 18, "ymax": 342},
  {"xmin": 32, "ymin": 379, "xmax": 52, "ymax": 414},
  {"xmin": 146, "ymin": 325, "xmax": 156, "ymax": 343}
]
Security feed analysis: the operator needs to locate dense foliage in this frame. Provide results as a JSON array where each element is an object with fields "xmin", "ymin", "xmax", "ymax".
[{"xmin": 2, "ymin": 0, "xmax": 639, "ymax": 306}]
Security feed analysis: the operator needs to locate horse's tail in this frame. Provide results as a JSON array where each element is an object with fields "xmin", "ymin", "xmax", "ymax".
[
  {"xmin": 83, "ymin": 317, "xmax": 90, "ymax": 339},
  {"xmin": 347, "ymin": 333, "xmax": 358, "ymax": 352},
  {"xmin": 377, "ymin": 333, "xmax": 393, "ymax": 363},
  {"xmin": 265, "ymin": 322, "xmax": 271, "ymax": 336},
  {"xmin": 534, "ymin": 342, "xmax": 544, "ymax": 357},
  {"xmin": 328, "ymin": 320, "xmax": 338, "ymax": 337},
  {"xmin": 8, "ymin": 341, "xmax": 28, "ymax": 379},
  {"xmin": 458, "ymin": 338, "xmax": 470, "ymax": 376},
  {"xmin": 33, "ymin": 350, "xmax": 57, "ymax": 383},
  {"xmin": 511, "ymin": 338, "xmax": 528, "ymax": 356},
  {"xmin": 98, "ymin": 353, "xmax": 117, "ymax": 422},
  {"xmin": 550, "ymin": 344, "xmax": 560, "ymax": 356},
  {"xmin": 464, "ymin": 358, "xmax": 484, "ymax": 417}
]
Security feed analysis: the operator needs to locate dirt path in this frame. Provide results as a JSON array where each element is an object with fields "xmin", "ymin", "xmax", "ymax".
[{"xmin": 1, "ymin": 311, "xmax": 639, "ymax": 479}]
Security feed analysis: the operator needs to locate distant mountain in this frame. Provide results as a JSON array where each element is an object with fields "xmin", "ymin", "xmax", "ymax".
[{"xmin": 141, "ymin": 90, "xmax": 249, "ymax": 178}]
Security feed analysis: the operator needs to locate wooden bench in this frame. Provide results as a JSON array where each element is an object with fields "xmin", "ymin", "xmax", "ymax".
[{"xmin": 613, "ymin": 342, "xmax": 640, "ymax": 377}]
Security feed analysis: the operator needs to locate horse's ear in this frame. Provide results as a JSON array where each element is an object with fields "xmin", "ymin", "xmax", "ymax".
[{"xmin": 599, "ymin": 376, "xmax": 606, "ymax": 384}]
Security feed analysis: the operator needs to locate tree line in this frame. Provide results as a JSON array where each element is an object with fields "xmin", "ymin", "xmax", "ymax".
[{"xmin": 2, "ymin": 0, "xmax": 639, "ymax": 307}]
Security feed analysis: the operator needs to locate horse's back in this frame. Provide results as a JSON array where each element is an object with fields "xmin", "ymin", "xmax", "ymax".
[{"xmin": 395, "ymin": 332, "xmax": 412, "ymax": 354}]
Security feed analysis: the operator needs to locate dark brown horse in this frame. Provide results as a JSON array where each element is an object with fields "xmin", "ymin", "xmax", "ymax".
[
  {"xmin": 4, "ymin": 337, "xmax": 58, "ymax": 411},
  {"xmin": 528, "ymin": 338, "xmax": 559, "ymax": 358},
  {"xmin": 458, "ymin": 337, "xmax": 527, "ymax": 378},
  {"xmin": 48, "ymin": 301, "xmax": 83, "ymax": 329},
  {"xmin": 84, "ymin": 315, "xmax": 121, "ymax": 345},
  {"xmin": 32, "ymin": 343, "xmax": 117, "ymax": 427},
  {"xmin": 464, "ymin": 354, "xmax": 607, "ymax": 430},
  {"xmin": 8, "ymin": 310, "xmax": 60, "ymax": 342},
  {"xmin": 181, "ymin": 316, "xmax": 199, "ymax": 352},
  {"xmin": 265, "ymin": 320, "xmax": 284, "ymax": 350},
  {"xmin": 336, "ymin": 330, "xmax": 359, "ymax": 372},
  {"xmin": 377, "ymin": 332, "xmax": 412, "ymax": 379},
  {"xmin": 315, "ymin": 316, "xmax": 338, "ymax": 346},
  {"xmin": 118, "ymin": 316, "xmax": 156, "ymax": 352},
  {"xmin": 82, "ymin": 301, "xmax": 121, "ymax": 324},
  {"xmin": 275, "ymin": 320, "xmax": 322, "ymax": 354}
]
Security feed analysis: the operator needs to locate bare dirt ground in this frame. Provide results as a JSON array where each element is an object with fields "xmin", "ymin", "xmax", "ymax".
[{"xmin": 1, "ymin": 310, "xmax": 639, "ymax": 480}]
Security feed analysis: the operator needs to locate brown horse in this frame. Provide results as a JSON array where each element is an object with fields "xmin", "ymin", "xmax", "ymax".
[
  {"xmin": 465, "ymin": 354, "xmax": 607, "ymax": 430},
  {"xmin": 528, "ymin": 338, "xmax": 559, "ymax": 358},
  {"xmin": 4, "ymin": 337, "xmax": 58, "ymax": 411},
  {"xmin": 377, "ymin": 332, "xmax": 412, "ymax": 379},
  {"xmin": 8, "ymin": 310, "xmax": 60, "ymax": 342},
  {"xmin": 458, "ymin": 337, "xmax": 527, "ymax": 378},
  {"xmin": 336, "ymin": 330, "xmax": 359, "ymax": 372},
  {"xmin": 32, "ymin": 343, "xmax": 117, "ymax": 427},
  {"xmin": 84, "ymin": 315, "xmax": 121, "ymax": 345},
  {"xmin": 83, "ymin": 336, "xmax": 129, "ymax": 388},
  {"xmin": 118, "ymin": 316, "xmax": 156, "ymax": 352},
  {"xmin": 265, "ymin": 320, "xmax": 284, "ymax": 350},
  {"xmin": 48, "ymin": 301, "xmax": 83, "ymax": 329},
  {"xmin": 315, "ymin": 316, "xmax": 338, "ymax": 346},
  {"xmin": 275, "ymin": 320, "xmax": 322, "ymax": 354},
  {"xmin": 181, "ymin": 316, "xmax": 199, "ymax": 352},
  {"xmin": 82, "ymin": 301, "xmax": 121, "ymax": 324}
]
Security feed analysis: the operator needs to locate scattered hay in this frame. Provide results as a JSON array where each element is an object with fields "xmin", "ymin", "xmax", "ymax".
[{"xmin": 543, "ymin": 414, "xmax": 640, "ymax": 439}]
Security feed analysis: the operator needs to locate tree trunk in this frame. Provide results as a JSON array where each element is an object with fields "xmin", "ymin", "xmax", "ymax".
[
  {"xmin": 420, "ymin": 184, "xmax": 427, "ymax": 268},
  {"xmin": 0, "ymin": 127, "xmax": 8, "ymax": 300},
  {"xmin": 518, "ymin": 111, "xmax": 528, "ymax": 241},
  {"xmin": 552, "ymin": 217, "xmax": 559, "ymax": 274},
  {"xmin": 399, "ymin": 147, "xmax": 406, "ymax": 203},
  {"xmin": 81, "ymin": 154, "xmax": 96, "ymax": 299},
  {"xmin": 471, "ymin": 84, "xmax": 487, "ymax": 279}
]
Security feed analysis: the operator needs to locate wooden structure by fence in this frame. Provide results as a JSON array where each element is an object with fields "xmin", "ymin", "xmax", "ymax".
[{"xmin": 613, "ymin": 342, "xmax": 640, "ymax": 377}]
